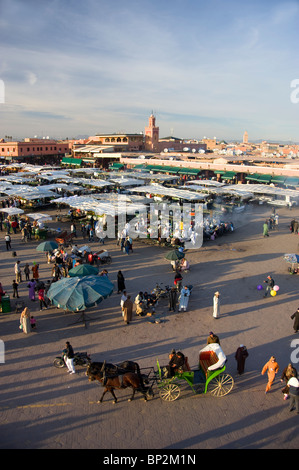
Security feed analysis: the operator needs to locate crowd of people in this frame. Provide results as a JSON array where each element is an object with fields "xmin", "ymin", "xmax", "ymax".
[{"xmin": 2, "ymin": 199, "xmax": 298, "ymax": 415}]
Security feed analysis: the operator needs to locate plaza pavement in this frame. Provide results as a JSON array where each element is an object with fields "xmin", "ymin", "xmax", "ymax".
[{"xmin": 0, "ymin": 203, "xmax": 299, "ymax": 451}]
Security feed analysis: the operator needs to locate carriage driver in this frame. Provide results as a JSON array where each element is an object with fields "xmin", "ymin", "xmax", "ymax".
[{"xmin": 164, "ymin": 349, "xmax": 186, "ymax": 377}]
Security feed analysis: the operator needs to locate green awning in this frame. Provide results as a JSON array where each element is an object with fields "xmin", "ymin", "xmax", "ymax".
[
  {"xmin": 245, "ymin": 173, "xmax": 261, "ymax": 181},
  {"xmin": 221, "ymin": 171, "xmax": 236, "ymax": 179},
  {"xmin": 133, "ymin": 164, "xmax": 146, "ymax": 169},
  {"xmin": 284, "ymin": 177, "xmax": 299, "ymax": 187},
  {"xmin": 109, "ymin": 162, "xmax": 124, "ymax": 169},
  {"xmin": 271, "ymin": 175, "xmax": 286, "ymax": 184},
  {"xmin": 256, "ymin": 174, "xmax": 272, "ymax": 183},
  {"xmin": 178, "ymin": 168, "xmax": 201, "ymax": 175},
  {"xmin": 61, "ymin": 157, "xmax": 82, "ymax": 166}
]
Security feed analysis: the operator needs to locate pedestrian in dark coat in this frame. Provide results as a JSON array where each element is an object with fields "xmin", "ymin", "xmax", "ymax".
[
  {"xmin": 291, "ymin": 308, "xmax": 299, "ymax": 333},
  {"xmin": 123, "ymin": 296, "xmax": 133, "ymax": 324},
  {"xmin": 168, "ymin": 287, "xmax": 177, "ymax": 312},
  {"xmin": 235, "ymin": 344, "xmax": 249, "ymax": 375},
  {"xmin": 117, "ymin": 271, "xmax": 126, "ymax": 294}
]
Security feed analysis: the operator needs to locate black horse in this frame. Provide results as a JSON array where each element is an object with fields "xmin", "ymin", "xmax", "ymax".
[
  {"xmin": 86, "ymin": 360, "xmax": 141, "ymax": 376},
  {"xmin": 86, "ymin": 365, "xmax": 153, "ymax": 404}
]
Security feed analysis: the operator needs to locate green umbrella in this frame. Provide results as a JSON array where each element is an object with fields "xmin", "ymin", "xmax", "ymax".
[
  {"xmin": 36, "ymin": 241, "xmax": 59, "ymax": 252},
  {"xmin": 68, "ymin": 264, "xmax": 99, "ymax": 277},
  {"xmin": 164, "ymin": 250, "xmax": 185, "ymax": 261}
]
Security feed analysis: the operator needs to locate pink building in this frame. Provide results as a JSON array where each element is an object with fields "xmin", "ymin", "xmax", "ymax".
[{"xmin": 0, "ymin": 138, "xmax": 71, "ymax": 162}]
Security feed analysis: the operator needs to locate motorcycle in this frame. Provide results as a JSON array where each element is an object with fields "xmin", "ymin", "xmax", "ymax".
[
  {"xmin": 151, "ymin": 283, "xmax": 171, "ymax": 300},
  {"xmin": 53, "ymin": 351, "xmax": 91, "ymax": 368}
]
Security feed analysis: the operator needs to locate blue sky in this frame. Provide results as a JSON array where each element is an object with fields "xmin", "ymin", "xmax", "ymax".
[{"xmin": 0, "ymin": 0, "xmax": 299, "ymax": 142}]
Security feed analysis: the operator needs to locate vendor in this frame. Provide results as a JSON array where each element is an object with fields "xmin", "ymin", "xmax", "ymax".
[{"xmin": 180, "ymin": 258, "xmax": 189, "ymax": 272}]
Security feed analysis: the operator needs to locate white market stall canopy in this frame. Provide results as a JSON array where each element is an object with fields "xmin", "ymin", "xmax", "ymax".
[
  {"xmin": 1, "ymin": 185, "xmax": 59, "ymax": 200},
  {"xmin": 129, "ymin": 184, "xmax": 208, "ymax": 201},
  {"xmin": 51, "ymin": 195, "xmax": 147, "ymax": 216},
  {"xmin": 224, "ymin": 184, "xmax": 299, "ymax": 199},
  {"xmin": 0, "ymin": 207, "xmax": 24, "ymax": 215}
]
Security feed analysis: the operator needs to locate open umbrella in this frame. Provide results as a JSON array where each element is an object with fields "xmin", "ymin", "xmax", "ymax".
[
  {"xmin": 47, "ymin": 275, "xmax": 114, "ymax": 312},
  {"xmin": 68, "ymin": 264, "xmax": 99, "ymax": 277},
  {"xmin": 36, "ymin": 240, "xmax": 59, "ymax": 252},
  {"xmin": 283, "ymin": 254, "xmax": 299, "ymax": 263},
  {"xmin": 164, "ymin": 249, "xmax": 185, "ymax": 261},
  {"xmin": 283, "ymin": 253, "xmax": 299, "ymax": 273}
]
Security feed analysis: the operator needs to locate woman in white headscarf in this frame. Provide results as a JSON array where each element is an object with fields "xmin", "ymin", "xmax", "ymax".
[{"xmin": 213, "ymin": 291, "xmax": 220, "ymax": 319}]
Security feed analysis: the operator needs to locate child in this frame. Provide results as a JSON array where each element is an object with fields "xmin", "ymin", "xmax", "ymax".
[
  {"xmin": 38, "ymin": 288, "xmax": 48, "ymax": 310},
  {"xmin": 30, "ymin": 316, "xmax": 37, "ymax": 330},
  {"xmin": 12, "ymin": 280, "xmax": 19, "ymax": 298}
]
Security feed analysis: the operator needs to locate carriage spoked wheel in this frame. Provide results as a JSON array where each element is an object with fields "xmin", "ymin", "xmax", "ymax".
[
  {"xmin": 208, "ymin": 373, "xmax": 234, "ymax": 397},
  {"xmin": 159, "ymin": 383, "xmax": 181, "ymax": 401}
]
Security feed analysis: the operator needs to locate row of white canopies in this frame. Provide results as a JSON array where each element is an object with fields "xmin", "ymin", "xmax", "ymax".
[{"xmin": 0, "ymin": 164, "xmax": 299, "ymax": 218}]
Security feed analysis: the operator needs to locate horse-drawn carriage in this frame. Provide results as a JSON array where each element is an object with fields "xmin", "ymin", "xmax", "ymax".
[
  {"xmin": 154, "ymin": 343, "xmax": 234, "ymax": 401},
  {"xmin": 85, "ymin": 343, "xmax": 234, "ymax": 404}
]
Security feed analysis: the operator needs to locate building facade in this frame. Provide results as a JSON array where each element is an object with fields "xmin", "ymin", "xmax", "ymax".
[{"xmin": 0, "ymin": 138, "xmax": 71, "ymax": 163}]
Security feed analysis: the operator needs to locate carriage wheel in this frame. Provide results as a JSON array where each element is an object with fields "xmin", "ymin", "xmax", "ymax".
[
  {"xmin": 159, "ymin": 383, "xmax": 181, "ymax": 401},
  {"xmin": 208, "ymin": 373, "xmax": 234, "ymax": 397}
]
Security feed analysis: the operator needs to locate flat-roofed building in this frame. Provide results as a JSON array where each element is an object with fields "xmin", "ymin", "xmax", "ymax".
[{"xmin": 0, "ymin": 138, "xmax": 71, "ymax": 163}]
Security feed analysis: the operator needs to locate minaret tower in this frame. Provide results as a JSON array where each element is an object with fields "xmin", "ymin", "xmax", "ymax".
[
  {"xmin": 243, "ymin": 131, "xmax": 248, "ymax": 144},
  {"xmin": 144, "ymin": 113, "xmax": 159, "ymax": 151}
]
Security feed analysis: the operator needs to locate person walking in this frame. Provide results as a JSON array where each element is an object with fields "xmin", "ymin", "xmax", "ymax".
[
  {"xmin": 14, "ymin": 260, "xmax": 22, "ymax": 283},
  {"xmin": 117, "ymin": 271, "xmax": 126, "ymax": 294},
  {"xmin": 24, "ymin": 263, "xmax": 30, "ymax": 281},
  {"xmin": 281, "ymin": 363, "xmax": 297, "ymax": 400},
  {"xmin": 120, "ymin": 290, "xmax": 127, "ymax": 316},
  {"xmin": 290, "ymin": 307, "xmax": 299, "ymax": 333},
  {"xmin": 12, "ymin": 280, "xmax": 19, "ymax": 298},
  {"xmin": 178, "ymin": 285, "xmax": 190, "ymax": 312},
  {"xmin": 64, "ymin": 341, "xmax": 75, "ymax": 374},
  {"xmin": 31, "ymin": 263, "xmax": 39, "ymax": 280},
  {"xmin": 4, "ymin": 232, "xmax": 11, "ymax": 250},
  {"xmin": 168, "ymin": 287, "xmax": 177, "ymax": 312},
  {"xmin": 288, "ymin": 376, "xmax": 299, "ymax": 414},
  {"xmin": 30, "ymin": 315, "xmax": 37, "ymax": 331},
  {"xmin": 19, "ymin": 307, "xmax": 30, "ymax": 334},
  {"xmin": 27, "ymin": 279, "xmax": 36, "ymax": 301},
  {"xmin": 38, "ymin": 287, "xmax": 48, "ymax": 311},
  {"xmin": 213, "ymin": 291, "xmax": 220, "ymax": 319},
  {"xmin": 261, "ymin": 356, "xmax": 280, "ymax": 394},
  {"xmin": 235, "ymin": 344, "xmax": 249, "ymax": 375},
  {"xmin": 263, "ymin": 221, "xmax": 269, "ymax": 237},
  {"xmin": 263, "ymin": 275, "xmax": 275, "ymax": 297},
  {"xmin": 123, "ymin": 295, "xmax": 133, "ymax": 324}
]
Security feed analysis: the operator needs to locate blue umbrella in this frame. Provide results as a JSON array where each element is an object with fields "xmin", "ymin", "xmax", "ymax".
[{"xmin": 47, "ymin": 275, "xmax": 114, "ymax": 311}]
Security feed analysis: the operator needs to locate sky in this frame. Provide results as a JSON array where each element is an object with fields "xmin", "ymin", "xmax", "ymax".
[{"xmin": 0, "ymin": 0, "xmax": 299, "ymax": 142}]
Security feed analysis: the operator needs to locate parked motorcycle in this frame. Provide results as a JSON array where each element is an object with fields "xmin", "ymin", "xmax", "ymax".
[
  {"xmin": 151, "ymin": 283, "xmax": 171, "ymax": 299},
  {"xmin": 53, "ymin": 351, "xmax": 91, "ymax": 368}
]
